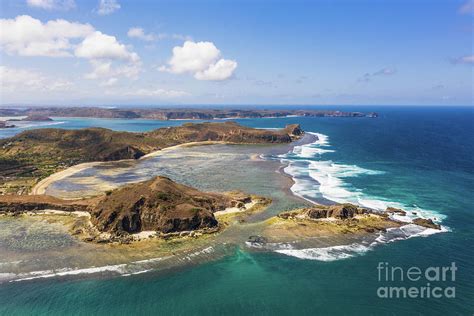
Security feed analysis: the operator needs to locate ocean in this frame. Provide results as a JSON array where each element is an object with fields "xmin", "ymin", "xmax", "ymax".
[{"xmin": 0, "ymin": 106, "xmax": 473, "ymax": 315}]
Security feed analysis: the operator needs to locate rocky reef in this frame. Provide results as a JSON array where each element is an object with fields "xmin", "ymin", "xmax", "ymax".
[
  {"xmin": 413, "ymin": 218, "xmax": 441, "ymax": 230},
  {"xmin": 257, "ymin": 203, "xmax": 403, "ymax": 243},
  {"xmin": 262, "ymin": 203, "xmax": 442, "ymax": 244},
  {"xmin": 278, "ymin": 203, "xmax": 368, "ymax": 220}
]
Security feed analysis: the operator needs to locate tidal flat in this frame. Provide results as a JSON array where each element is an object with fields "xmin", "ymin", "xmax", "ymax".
[{"xmin": 0, "ymin": 138, "xmax": 319, "ymax": 282}]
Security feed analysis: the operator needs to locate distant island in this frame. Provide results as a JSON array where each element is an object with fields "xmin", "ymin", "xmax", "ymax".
[
  {"xmin": 0, "ymin": 114, "xmax": 52, "ymax": 129},
  {"xmin": 0, "ymin": 121, "xmax": 15, "ymax": 129},
  {"xmin": 0, "ymin": 106, "xmax": 378, "ymax": 120}
]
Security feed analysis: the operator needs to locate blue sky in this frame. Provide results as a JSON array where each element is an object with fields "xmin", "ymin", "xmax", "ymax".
[{"xmin": 0, "ymin": 0, "xmax": 473, "ymax": 106}]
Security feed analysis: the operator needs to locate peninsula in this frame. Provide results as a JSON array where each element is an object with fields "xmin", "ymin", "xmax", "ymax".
[
  {"xmin": 0, "ymin": 121, "xmax": 302, "ymax": 194},
  {"xmin": 0, "ymin": 121, "xmax": 437, "ymax": 252}
]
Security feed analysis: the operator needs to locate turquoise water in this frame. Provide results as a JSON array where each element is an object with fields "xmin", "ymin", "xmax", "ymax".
[
  {"xmin": 0, "ymin": 116, "xmax": 207, "ymax": 139},
  {"xmin": 0, "ymin": 106, "xmax": 473, "ymax": 315}
]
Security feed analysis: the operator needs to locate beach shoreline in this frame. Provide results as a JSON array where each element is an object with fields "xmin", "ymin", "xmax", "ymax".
[{"xmin": 31, "ymin": 140, "xmax": 254, "ymax": 197}]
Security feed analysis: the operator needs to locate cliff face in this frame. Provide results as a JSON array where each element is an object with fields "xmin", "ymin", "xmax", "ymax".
[
  {"xmin": 278, "ymin": 204, "xmax": 368, "ymax": 220},
  {"xmin": 90, "ymin": 176, "xmax": 234, "ymax": 234}
]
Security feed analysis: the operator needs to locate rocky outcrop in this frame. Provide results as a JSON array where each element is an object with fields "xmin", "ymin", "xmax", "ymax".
[
  {"xmin": 21, "ymin": 115, "xmax": 53, "ymax": 121},
  {"xmin": 413, "ymin": 218, "xmax": 441, "ymax": 230},
  {"xmin": 284, "ymin": 124, "xmax": 303, "ymax": 138},
  {"xmin": 278, "ymin": 203, "xmax": 368, "ymax": 220},
  {"xmin": 386, "ymin": 207, "xmax": 407, "ymax": 216},
  {"xmin": 89, "ymin": 176, "xmax": 248, "ymax": 235}
]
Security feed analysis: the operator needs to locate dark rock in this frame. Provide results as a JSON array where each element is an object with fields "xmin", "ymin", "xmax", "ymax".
[
  {"xmin": 386, "ymin": 207, "xmax": 407, "ymax": 216},
  {"xmin": 248, "ymin": 235, "xmax": 267, "ymax": 244},
  {"xmin": 306, "ymin": 208, "xmax": 329, "ymax": 219},
  {"xmin": 326, "ymin": 203, "xmax": 364, "ymax": 219},
  {"xmin": 279, "ymin": 203, "xmax": 369, "ymax": 221},
  {"xmin": 413, "ymin": 218, "xmax": 441, "ymax": 230},
  {"xmin": 284, "ymin": 124, "xmax": 304, "ymax": 137}
]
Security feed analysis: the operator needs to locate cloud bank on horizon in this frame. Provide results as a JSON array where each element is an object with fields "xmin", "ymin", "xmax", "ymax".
[{"xmin": 0, "ymin": 0, "xmax": 472, "ymax": 106}]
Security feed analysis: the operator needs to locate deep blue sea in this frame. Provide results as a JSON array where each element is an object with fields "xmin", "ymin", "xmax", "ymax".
[{"xmin": 0, "ymin": 106, "xmax": 473, "ymax": 315}]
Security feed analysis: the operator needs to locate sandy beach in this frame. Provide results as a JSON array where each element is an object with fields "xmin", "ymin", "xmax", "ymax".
[
  {"xmin": 31, "ymin": 162, "xmax": 104, "ymax": 195},
  {"xmin": 31, "ymin": 141, "xmax": 238, "ymax": 196},
  {"xmin": 214, "ymin": 200, "xmax": 258, "ymax": 216}
]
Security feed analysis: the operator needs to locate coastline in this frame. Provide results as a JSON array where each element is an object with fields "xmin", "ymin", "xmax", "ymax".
[
  {"xmin": 273, "ymin": 132, "xmax": 322, "ymax": 206},
  {"xmin": 31, "ymin": 162, "xmax": 104, "ymax": 195},
  {"xmin": 0, "ymin": 124, "xmax": 450, "ymax": 282},
  {"xmin": 31, "ymin": 141, "xmax": 247, "ymax": 197}
]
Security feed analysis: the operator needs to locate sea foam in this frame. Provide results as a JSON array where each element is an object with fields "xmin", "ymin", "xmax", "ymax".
[
  {"xmin": 275, "ymin": 243, "xmax": 372, "ymax": 262},
  {"xmin": 273, "ymin": 131, "xmax": 448, "ymax": 261}
]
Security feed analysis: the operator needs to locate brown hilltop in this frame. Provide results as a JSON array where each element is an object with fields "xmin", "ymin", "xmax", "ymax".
[
  {"xmin": 0, "ymin": 176, "xmax": 255, "ymax": 240},
  {"xmin": 90, "ymin": 176, "xmax": 236, "ymax": 235}
]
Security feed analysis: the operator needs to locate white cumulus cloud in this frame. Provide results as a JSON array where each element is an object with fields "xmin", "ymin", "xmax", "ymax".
[
  {"xmin": 123, "ymin": 88, "xmax": 189, "ymax": 98},
  {"xmin": 0, "ymin": 66, "xmax": 72, "ymax": 93},
  {"xmin": 0, "ymin": 15, "xmax": 141, "ymax": 86},
  {"xmin": 160, "ymin": 41, "xmax": 237, "ymax": 81},
  {"xmin": 97, "ymin": 0, "xmax": 121, "ymax": 15},
  {"xmin": 195, "ymin": 58, "xmax": 238, "ymax": 81},
  {"xmin": 127, "ymin": 27, "xmax": 155, "ymax": 41},
  {"xmin": 75, "ymin": 31, "xmax": 139, "ymax": 62},
  {"xmin": 0, "ymin": 15, "xmax": 94, "ymax": 57},
  {"xmin": 84, "ymin": 59, "xmax": 141, "ymax": 80},
  {"xmin": 26, "ymin": 0, "xmax": 76, "ymax": 10}
]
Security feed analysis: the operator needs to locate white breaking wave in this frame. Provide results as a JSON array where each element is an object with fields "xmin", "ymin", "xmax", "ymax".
[
  {"xmin": 2, "ymin": 247, "xmax": 217, "ymax": 282},
  {"xmin": 273, "ymin": 224, "xmax": 450, "ymax": 262},
  {"xmin": 1, "ymin": 258, "xmax": 162, "ymax": 283},
  {"xmin": 9, "ymin": 264, "xmax": 128, "ymax": 282},
  {"xmin": 15, "ymin": 121, "xmax": 65, "ymax": 129},
  {"xmin": 273, "ymin": 131, "xmax": 448, "ymax": 261},
  {"xmin": 275, "ymin": 243, "xmax": 372, "ymax": 262}
]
